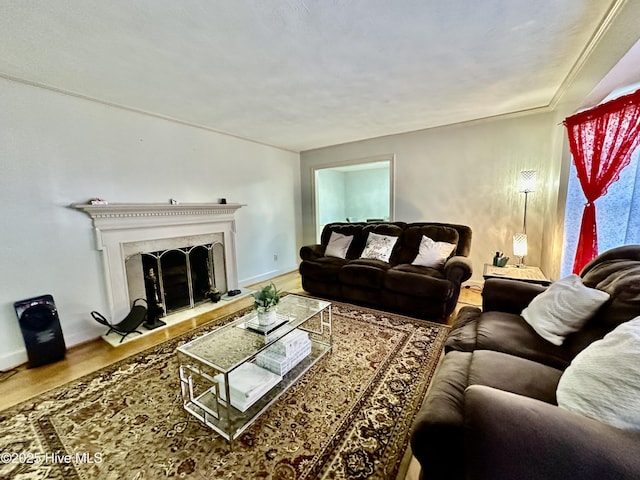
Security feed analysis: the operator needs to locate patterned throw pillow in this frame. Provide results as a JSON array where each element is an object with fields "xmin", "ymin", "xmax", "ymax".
[
  {"xmin": 411, "ymin": 235, "xmax": 456, "ymax": 268},
  {"xmin": 360, "ymin": 232, "xmax": 398, "ymax": 263},
  {"xmin": 325, "ymin": 231, "xmax": 354, "ymax": 259}
]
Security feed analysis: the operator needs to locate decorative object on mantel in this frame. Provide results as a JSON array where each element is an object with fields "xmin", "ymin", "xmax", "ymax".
[
  {"xmin": 219, "ymin": 198, "xmax": 227, "ymax": 204},
  {"xmin": 169, "ymin": 198, "xmax": 179, "ymax": 205},
  {"xmin": 89, "ymin": 198, "xmax": 108, "ymax": 205},
  {"xmin": 253, "ymin": 283, "xmax": 280, "ymax": 326}
]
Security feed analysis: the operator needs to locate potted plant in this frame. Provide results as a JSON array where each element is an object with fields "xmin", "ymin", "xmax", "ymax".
[{"xmin": 253, "ymin": 283, "xmax": 280, "ymax": 325}]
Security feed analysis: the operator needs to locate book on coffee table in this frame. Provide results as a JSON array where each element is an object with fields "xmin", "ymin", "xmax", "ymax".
[
  {"xmin": 242, "ymin": 313, "xmax": 290, "ymax": 335},
  {"xmin": 214, "ymin": 362, "xmax": 282, "ymax": 412}
]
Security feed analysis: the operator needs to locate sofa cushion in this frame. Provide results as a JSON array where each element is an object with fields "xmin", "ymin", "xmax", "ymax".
[
  {"xmin": 469, "ymin": 350, "xmax": 563, "ymax": 403},
  {"xmin": 557, "ymin": 317, "xmax": 640, "ymax": 431},
  {"xmin": 339, "ymin": 258, "xmax": 392, "ymax": 289},
  {"xmin": 521, "ymin": 275, "xmax": 610, "ymax": 346},
  {"xmin": 412, "ymin": 350, "xmax": 562, "ymax": 464},
  {"xmin": 325, "ymin": 231, "xmax": 353, "ymax": 259},
  {"xmin": 559, "ymin": 259, "xmax": 640, "ymax": 358},
  {"xmin": 385, "ymin": 265, "xmax": 450, "ymax": 298},
  {"xmin": 581, "ymin": 259, "xmax": 640, "ymax": 328},
  {"xmin": 411, "ymin": 235, "xmax": 456, "ymax": 268},
  {"xmin": 410, "ymin": 350, "xmax": 471, "ymax": 480},
  {"xmin": 298, "ymin": 256, "xmax": 350, "ymax": 282},
  {"xmin": 446, "ymin": 307, "xmax": 574, "ymax": 369}
]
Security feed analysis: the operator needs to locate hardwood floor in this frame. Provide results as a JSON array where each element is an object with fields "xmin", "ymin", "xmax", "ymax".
[
  {"xmin": 0, "ymin": 271, "xmax": 481, "ymax": 478},
  {"xmin": 0, "ymin": 273, "xmax": 298, "ymax": 411},
  {"xmin": 0, "ymin": 272, "xmax": 481, "ymax": 410}
]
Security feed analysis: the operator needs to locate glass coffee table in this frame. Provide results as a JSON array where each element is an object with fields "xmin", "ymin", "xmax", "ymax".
[{"xmin": 177, "ymin": 294, "xmax": 332, "ymax": 444}]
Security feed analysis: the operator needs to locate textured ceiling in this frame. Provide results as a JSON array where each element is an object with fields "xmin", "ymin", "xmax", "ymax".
[{"xmin": 0, "ymin": 1, "xmax": 619, "ymax": 152}]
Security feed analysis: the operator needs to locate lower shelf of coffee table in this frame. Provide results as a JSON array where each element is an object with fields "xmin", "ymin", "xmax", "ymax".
[{"xmin": 183, "ymin": 340, "xmax": 331, "ymax": 441}]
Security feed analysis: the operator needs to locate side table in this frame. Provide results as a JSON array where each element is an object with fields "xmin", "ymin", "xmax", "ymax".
[{"xmin": 483, "ymin": 264, "xmax": 551, "ymax": 286}]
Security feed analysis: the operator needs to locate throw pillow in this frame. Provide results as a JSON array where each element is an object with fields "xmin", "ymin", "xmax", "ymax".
[
  {"xmin": 360, "ymin": 232, "xmax": 398, "ymax": 263},
  {"xmin": 324, "ymin": 231, "xmax": 354, "ymax": 259},
  {"xmin": 557, "ymin": 317, "xmax": 640, "ymax": 431},
  {"xmin": 521, "ymin": 274, "xmax": 610, "ymax": 346},
  {"xmin": 411, "ymin": 235, "xmax": 456, "ymax": 268}
]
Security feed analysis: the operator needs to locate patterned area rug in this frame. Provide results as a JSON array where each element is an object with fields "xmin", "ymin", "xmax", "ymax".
[{"xmin": 0, "ymin": 301, "xmax": 447, "ymax": 480}]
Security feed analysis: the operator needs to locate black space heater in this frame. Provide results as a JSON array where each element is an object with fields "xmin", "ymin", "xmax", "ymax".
[{"xmin": 14, "ymin": 294, "xmax": 66, "ymax": 368}]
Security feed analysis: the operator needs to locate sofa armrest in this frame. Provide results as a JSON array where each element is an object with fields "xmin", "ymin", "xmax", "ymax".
[
  {"xmin": 482, "ymin": 278, "xmax": 546, "ymax": 313},
  {"xmin": 299, "ymin": 244, "xmax": 325, "ymax": 261},
  {"xmin": 444, "ymin": 255, "xmax": 473, "ymax": 284},
  {"xmin": 464, "ymin": 385, "xmax": 640, "ymax": 480}
]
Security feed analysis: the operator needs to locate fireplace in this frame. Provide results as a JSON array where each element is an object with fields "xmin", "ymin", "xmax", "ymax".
[
  {"xmin": 124, "ymin": 236, "xmax": 227, "ymax": 316},
  {"xmin": 72, "ymin": 203, "xmax": 244, "ymax": 322}
]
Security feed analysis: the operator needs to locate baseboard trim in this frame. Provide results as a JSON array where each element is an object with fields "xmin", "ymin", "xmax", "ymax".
[
  {"xmin": 0, "ymin": 328, "xmax": 101, "ymax": 371},
  {"xmin": 240, "ymin": 266, "xmax": 297, "ymax": 287},
  {"xmin": 0, "ymin": 350, "xmax": 28, "ymax": 372}
]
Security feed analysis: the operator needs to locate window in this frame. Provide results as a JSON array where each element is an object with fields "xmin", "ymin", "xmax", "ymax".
[{"xmin": 562, "ymin": 146, "xmax": 640, "ymax": 276}]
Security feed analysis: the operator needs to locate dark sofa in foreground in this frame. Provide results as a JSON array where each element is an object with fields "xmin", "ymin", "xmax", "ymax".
[
  {"xmin": 299, "ymin": 222, "xmax": 472, "ymax": 320},
  {"xmin": 411, "ymin": 245, "xmax": 640, "ymax": 479}
]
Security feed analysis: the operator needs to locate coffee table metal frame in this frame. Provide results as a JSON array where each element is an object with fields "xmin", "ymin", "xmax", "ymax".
[{"xmin": 176, "ymin": 295, "xmax": 332, "ymax": 445}]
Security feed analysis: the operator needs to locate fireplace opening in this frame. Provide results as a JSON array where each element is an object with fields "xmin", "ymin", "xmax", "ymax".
[{"xmin": 125, "ymin": 241, "xmax": 227, "ymax": 317}]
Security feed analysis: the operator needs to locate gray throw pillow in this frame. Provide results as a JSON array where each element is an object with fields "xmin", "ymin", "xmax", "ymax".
[
  {"xmin": 521, "ymin": 274, "xmax": 609, "ymax": 345},
  {"xmin": 411, "ymin": 235, "xmax": 456, "ymax": 268},
  {"xmin": 325, "ymin": 231, "xmax": 354, "ymax": 259}
]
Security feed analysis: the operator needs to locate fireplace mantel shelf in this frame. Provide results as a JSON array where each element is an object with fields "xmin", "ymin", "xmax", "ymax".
[{"xmin": 71, "ymin": 202, "xmax": 245, "ymax": 219}]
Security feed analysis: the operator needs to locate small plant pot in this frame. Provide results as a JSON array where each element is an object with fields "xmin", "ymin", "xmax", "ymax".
[{"xmin": 257, "ymin": 310, "xmax": 277, "ymax": 326}]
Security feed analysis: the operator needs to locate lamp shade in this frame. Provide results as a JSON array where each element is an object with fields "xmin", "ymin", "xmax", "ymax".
[
  {"xmin": 513, "ymin": 233, "xmax": 528, "ymax": 257},
  {"xmin": 519, "ymin": 170, "xmax": 537, "ymax": 193}
]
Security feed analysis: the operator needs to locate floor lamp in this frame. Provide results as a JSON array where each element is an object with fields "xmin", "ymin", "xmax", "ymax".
[{"xmin": 513, "ymin": 170, "xmax": 536, "ymax": 267}]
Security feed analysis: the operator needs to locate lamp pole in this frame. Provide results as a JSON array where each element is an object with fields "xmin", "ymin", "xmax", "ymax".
[{"xmin": 522, "ymin": 189, "xmax": 529, "ymax": 234}]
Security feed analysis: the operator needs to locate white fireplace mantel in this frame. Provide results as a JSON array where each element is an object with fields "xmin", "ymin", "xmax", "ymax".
[{"xmin": 72, "ymin": 202, "xmax": 245, "ymax": 320}]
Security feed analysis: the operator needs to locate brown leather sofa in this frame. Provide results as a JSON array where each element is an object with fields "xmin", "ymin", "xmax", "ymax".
[
  {"xmin": 410, "ymin": 245, "xmax": 640, "ymax": 479},
  {"xmin": 299, "ymin": 222, "xmax": 472, "ymax": 320}
]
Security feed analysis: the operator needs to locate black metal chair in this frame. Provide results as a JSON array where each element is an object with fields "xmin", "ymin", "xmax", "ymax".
[{"xmin": 91, "ymin": 298, "xmax": 148, "ymax": 343}]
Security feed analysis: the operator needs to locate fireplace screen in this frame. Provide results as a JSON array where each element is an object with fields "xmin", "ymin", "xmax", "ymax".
[{"xmin": 125, "ymin": 242, "xmax": 226, "ymax": 316}]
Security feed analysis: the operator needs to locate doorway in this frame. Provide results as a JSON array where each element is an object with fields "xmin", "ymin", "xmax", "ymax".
[{"xmin": 313, "ymin": 155, "xmax": 394, "ymax": 241}]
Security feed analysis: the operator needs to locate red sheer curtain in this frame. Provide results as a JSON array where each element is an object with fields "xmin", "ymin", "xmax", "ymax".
[{"xmin": 564, "ymin": 88, "xmax": 640, "ymax": 273}]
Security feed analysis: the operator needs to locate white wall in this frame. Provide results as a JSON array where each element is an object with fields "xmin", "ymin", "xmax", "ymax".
[
  {"xmin": 344, "ymin": 168, "xmax": 390, "ymax": 221},
  {"xmin": 0, "ymin": 78, "xmax": 300, "ymax": 369},
  {"xmin": 316, "ymin": 169, "xmax": 346, "ymax": 228},
  {"xmin": 301, "ymin": 112, "xmax": 556, "ymax": 285}
]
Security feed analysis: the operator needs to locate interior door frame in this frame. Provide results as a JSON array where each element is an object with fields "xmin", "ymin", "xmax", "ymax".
[{"xmin": 311, "ymin": 153, "xmax": 395, "ymax": 242}]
